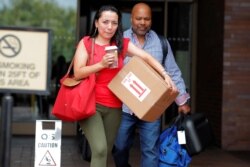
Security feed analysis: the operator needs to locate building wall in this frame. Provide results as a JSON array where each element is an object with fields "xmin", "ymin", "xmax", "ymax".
[{"xmin": 222, "ymin": 0, "xmax": 250, "ymax": 150}]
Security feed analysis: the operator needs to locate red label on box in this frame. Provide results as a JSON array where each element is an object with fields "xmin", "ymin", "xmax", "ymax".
[{"xmin": 121, "ymin": 72, "xmax": 151, "ymax": 102}]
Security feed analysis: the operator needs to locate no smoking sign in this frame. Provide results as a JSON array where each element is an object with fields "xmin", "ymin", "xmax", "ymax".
[{"xmin": 0, "ymin": 34, "xmax": 21, "ymax": 58}]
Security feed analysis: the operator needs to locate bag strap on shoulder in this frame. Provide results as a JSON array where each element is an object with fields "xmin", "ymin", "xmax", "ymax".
[
  {"xmin": 66, "ymin": 38, "xmax": 95, "ymax": 76},
  {"xmin": 157, "ymin": 34, "xmax": 168, "ymax": 65}
]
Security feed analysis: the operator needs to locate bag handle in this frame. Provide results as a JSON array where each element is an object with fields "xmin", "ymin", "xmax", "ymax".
[
  {"xmin": 166, "ymin": 113, "xmax": 186, "ymax": 129},
  {"xmin": 90, "ymin": 38, "xmax": 95, "ymax": 65}
]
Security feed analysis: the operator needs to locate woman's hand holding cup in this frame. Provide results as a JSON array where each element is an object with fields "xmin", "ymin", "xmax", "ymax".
[{"xmin": 105, "ymin": 46, "xmax": 118, "ymax": 68}]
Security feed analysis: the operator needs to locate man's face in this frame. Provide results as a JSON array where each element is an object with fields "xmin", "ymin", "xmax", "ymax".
[{"xmin": 131, "ymin": 7, "xmax": 152, "ymax": 36}]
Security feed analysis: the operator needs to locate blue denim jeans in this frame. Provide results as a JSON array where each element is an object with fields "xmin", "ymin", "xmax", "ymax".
[{"xmin": 113, "ymin": 112, "xmax": 161, "ymax": 167}]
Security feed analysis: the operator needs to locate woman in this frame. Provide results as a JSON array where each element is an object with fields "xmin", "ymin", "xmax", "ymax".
[{"xmin": 74, "ymin": 5, "xmax": 177, "ymax": 167}]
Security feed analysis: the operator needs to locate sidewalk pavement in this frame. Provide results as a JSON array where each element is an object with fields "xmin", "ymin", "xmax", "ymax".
[
  {"xmin": 10, "ymin": 135, "xmax": 250, "ymax": 167},
  {"xmin": 10, "ymin": 135, "xmax": 139, "ymax": 167}
]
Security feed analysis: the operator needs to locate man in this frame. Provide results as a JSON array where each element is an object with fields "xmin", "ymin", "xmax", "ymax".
[{"xmin": 112, "ymin": 3, "xmax": 191, "ymax": 167}]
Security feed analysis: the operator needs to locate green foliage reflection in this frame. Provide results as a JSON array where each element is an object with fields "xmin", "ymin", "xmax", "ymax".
[{"xmin": 0, "ymin": 0, "xmax": 77, "ymax": 62}]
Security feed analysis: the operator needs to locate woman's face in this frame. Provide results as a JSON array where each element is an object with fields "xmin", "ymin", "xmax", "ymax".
[{"xmin": 95, "ymin": 11, "xmax": 118, "ymax": 40}]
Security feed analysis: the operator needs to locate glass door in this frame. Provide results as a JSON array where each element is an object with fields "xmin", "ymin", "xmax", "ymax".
[{"xmin": 163, "ymin": 0, "xmax": 197, "ymax": 126}]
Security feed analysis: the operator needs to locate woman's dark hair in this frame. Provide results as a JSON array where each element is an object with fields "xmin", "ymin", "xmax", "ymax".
[{"xmin": 89, "ymin": 5, "xmax": 123, "ymax": 54}]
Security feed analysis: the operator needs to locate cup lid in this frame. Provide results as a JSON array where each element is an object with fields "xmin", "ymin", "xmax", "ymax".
[{"xmin": 105, "ymin": 46, "xmax": 118, "ymax": 51}]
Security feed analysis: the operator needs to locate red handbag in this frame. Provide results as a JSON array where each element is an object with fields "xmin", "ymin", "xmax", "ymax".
[{"xmin": 52, "ymin": 39, "xmax": 96, "ymax": 122}]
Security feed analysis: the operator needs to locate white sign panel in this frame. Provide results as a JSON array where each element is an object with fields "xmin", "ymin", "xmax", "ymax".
[
  {"xmin": 34, "ymin": 120, "xmax": 62, "ymax": 167},
  {"xmin": 121, "ymin": 72, "xmax": 151, "ymax": 102},
  {"xmin": 0, "ymin": 27, "xmax": 51, "ymax": 95}
]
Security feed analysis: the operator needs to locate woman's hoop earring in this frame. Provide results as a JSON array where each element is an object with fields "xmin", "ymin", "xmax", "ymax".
[{"xmin": 94, "ymin": 27, "xmax": 98, "ymax": 36}]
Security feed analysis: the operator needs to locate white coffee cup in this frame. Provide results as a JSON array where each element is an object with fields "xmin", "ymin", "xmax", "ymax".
[{"xmin": 105, "ymin": 46, "xmax": 118, "ymax": 68}]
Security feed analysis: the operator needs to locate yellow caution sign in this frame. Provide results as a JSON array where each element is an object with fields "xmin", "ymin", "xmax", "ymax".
[{"xmin": 34, "ymin": 120, "xmax": 62, "ymax": 167}]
